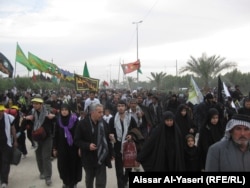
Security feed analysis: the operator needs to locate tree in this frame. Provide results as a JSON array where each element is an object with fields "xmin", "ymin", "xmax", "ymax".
[
  {"xmin": 126, "ymin": 76, "xmax": 136, "ymax": 90},
  {"xmin": 179, "ymin": 53, "xmax": 237, "ymax": 92},
  {"xmin": 147, "ymin": 72, "xmax": 167, "ymax": 90},
  {"xmin": 110, "ymin": 79, "xmax": 118, "ymax": 89}
]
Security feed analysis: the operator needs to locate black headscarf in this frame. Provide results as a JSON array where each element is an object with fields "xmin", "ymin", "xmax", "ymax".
[
  {"xmin": 175, "ymin": 104, "xmax": 196, "ymax": 137},
  {"xmin": 137, "ymin": 111, "xmax": 186, "ymax": 171},
  {"xmin": 60, "ymin": 103, "xmax": 72, "ymax": 126},
  {"xmin": 206, "ymin": 108, "xmax": 224, "ymax": 142},
  {"xmin": 163, "ymin": 111, "xmax": 175, "ymax": 120}
]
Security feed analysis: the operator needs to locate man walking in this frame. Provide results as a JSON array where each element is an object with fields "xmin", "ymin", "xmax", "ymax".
[
  {"xmin": 25, "ymin": 95, "xmax": 55, "ymax": 186},
  {"xmin": 74, "ymin": 103, "xmax": 113, "ymax": 188},
  {"xmin": 0, "ymin": 103, "xmax": 17, "ymax": 188},
  {"xmin": 205, "ymin": 114, "xmax": 250, "ymax": 171}
]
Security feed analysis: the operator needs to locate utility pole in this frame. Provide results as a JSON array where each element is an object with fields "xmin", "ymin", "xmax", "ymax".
[{"xmin": 132, "ymin": 20, "xmax": 143, "ymax": 82}]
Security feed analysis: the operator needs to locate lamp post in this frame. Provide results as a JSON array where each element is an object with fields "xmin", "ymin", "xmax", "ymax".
[{"xmin": 132, "ymin": 20, "xmax": 143, "ymax": 82}]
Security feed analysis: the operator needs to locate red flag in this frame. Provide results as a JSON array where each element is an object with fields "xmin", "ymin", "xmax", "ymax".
[
  {"xmin": 103, "ymin": 80, "xmax": 109, "ymax": 86},
  {"xmin": 121, "ymin": 59, "xmax": 140, "ymax": 74},
  {"xmin": 32, "ymin": 71, "xmax": 37, "ymax": 81}
]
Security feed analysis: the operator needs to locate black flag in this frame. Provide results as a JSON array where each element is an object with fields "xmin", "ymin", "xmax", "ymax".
[
  {"xmin": 0, "ymin": 52, "xmax": 14, "ymax": 78},
  {"xmin": 217, "ymin": 75, "xmax": 225, "ymax": 105}
]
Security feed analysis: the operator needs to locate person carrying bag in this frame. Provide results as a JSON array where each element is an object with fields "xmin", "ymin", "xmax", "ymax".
[
  {"xmin": 0, "ymin": 103, "xmax": 18, "ymax": 188},
  {"xmin": 31, "ymin": 125, "xmax": 47, "ymax": 142},
  {"xmin": 122, "ymin": 140, "xmax": 139, "ymax": 168}
]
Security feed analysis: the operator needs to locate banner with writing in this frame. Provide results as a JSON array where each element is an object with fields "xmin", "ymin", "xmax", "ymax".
[{"xmin": 74, "ymin": 74, "xmax": 99, "ymax": 91}]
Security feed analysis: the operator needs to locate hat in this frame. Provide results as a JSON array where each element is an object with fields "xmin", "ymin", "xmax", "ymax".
[
  {"xmin": 31, "ymin": 95, "xmax": 44, "ymax": 103},
  {"xmin": 224, "ymin": 114, "xmax": 250, "ymax": 139},
  {"xmin": 11, "ymin": 105, "xmax": 19, "ymax": 110},
  {"xmin": 0, "ymin": 104, "xmax": 6, "ymax": 111}
]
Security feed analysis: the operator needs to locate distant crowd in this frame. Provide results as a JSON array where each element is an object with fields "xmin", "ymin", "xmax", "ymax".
[{"xmin": 0, "ymin": 84, "xmax": 249, "ymax": 188}]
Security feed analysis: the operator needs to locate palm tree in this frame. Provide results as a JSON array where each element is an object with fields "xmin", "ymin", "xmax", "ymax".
[
  {"xmin": 110, "ymin": 79, "xmax": 118, "ymax": 89},
  {"xmin": 126, "ymin": 76, "xmax": 136, "ymax": 90},
  {"xmin": 147, "ymin": 72, "xmax": 167, "ymax": 90},
  {"xmin": 179, "ymin": 53, "xmax": 237, "ymax": 92}
]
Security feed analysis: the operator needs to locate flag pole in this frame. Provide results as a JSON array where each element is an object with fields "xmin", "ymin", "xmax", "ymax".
[
  {"xmin": 118, "ymin": 59, "xmax": 121, "ymax": 84},
  {"xmin": 122, "ymin": 60, "xmax": 125, "ymax": 83},
  {"xmin": 176, "ymin": 59, "xmax": 178, "ymax": 76},
  {"xmin": 14, "ymin": 60, "xmax": 17, "ymax": 79},
  {"xmin": 132, "ymin": 20, "xmax": 143, "ymax": 82},
  {"xmin": 14, "ymin": 42, "xmax": 18, "ymax": 79}
]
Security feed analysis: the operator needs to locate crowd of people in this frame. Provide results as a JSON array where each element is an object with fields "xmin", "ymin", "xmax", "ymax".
[{"xmin": 0, "ymin": 85, "xmax": 249, "ymax": 188}]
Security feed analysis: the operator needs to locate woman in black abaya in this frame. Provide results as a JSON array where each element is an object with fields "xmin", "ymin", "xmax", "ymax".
[
  {"xmin": 136, "ymin": 111, "xmax": 186, "ymax": 171},
  {"xmin": 53, "ymin": 103, "xmax": 82, "ymax": 188}
]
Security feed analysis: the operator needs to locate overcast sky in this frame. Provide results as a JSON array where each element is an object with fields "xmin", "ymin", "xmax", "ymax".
[{"xmin": 1, "ymin": 0, "xmax": 250, "ymax": 82}]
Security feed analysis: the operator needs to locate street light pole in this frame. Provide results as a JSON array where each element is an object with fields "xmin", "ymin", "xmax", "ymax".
[{"xmin": 132, "ymin": 20, "xmax": 142, "ymax": 82}]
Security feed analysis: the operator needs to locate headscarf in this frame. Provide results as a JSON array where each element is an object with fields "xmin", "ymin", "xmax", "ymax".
[
  {"xmin": 137, "ymin": 110, "xmax": 185, "ymax": 171},
  {"xmin": 114, "ymin": 111, "xmax": 131, "ymax": 153},
  {"xmin": 206, "ymin": 108, "xmax": 223, "ymax": 142},
  {"xmin": 175, "ymin": 104, "xmax": 196, "ymax": 137},
  {"xmin": 163, "ymin": 111, "xmax": 175, "ymax": 121},
  {"xmin": 58, "ymin": 103, "xmax": 77, "ymax": 146},
  {"xmin": 33, "ymin": 105, "xmax": 48, "ymax": 130},
  {"xmin": 224, "ymin": 114, "xmax": 250, "ymax": 139},
  {"xmin": 59, "ymin": 103, "xmax": 71, "ymax": 125}
]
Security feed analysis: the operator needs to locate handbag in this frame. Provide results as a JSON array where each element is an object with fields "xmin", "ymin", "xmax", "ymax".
[
  {"xmin": 122, "ymin": 140, "xmax": 139, "ymax": 168},
  {"xmin": 11, "ymin": 148, "xmax": 22, "ymax": 165},
  {"xmin": 32, "ymin": 126, "xmax": 47, "ymax": 141}
]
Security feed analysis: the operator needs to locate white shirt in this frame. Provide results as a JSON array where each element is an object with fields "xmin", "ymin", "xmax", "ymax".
[
  {"xmin": 103, "ymin": 114, "xmax": 113, "ymax": 124},
  {"xmin": 84, "ymin": 97, "xmax": 100, "ymax": 112}
]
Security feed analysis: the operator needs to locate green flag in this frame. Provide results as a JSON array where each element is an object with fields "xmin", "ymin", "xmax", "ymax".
[
  {"xmin": 15, "ymin": 43, "xmax": 33, "ymax": 71},
  {"xmin": 83, "ymin": 61, "xmax": 90, "ymax": 78},
  {"xmin": 138, "ymin": 68, "xmax": 142, "ymax": 74},
  {"xmin": 44, "ymin": 60, "xmax": 59, "ymax": 75},
  {"xmin": 28, "ymin": 52, "xmax": 49, "ymax": 72}
]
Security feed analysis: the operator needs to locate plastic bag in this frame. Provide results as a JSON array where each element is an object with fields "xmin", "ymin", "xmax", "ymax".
[{"xmin": 122, "ymin": 140, "xmax": 139, "ymax": 168}]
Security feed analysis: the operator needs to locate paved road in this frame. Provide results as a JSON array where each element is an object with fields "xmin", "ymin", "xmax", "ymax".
[{"xmin": 7, "ymin": 141, "xmax": 117, "ymax": 188}]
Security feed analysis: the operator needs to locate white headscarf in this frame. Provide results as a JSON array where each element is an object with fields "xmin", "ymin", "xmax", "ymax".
[{"xmin": 224, "ymin": 114, "xmax": 250, "ymax": 139}]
